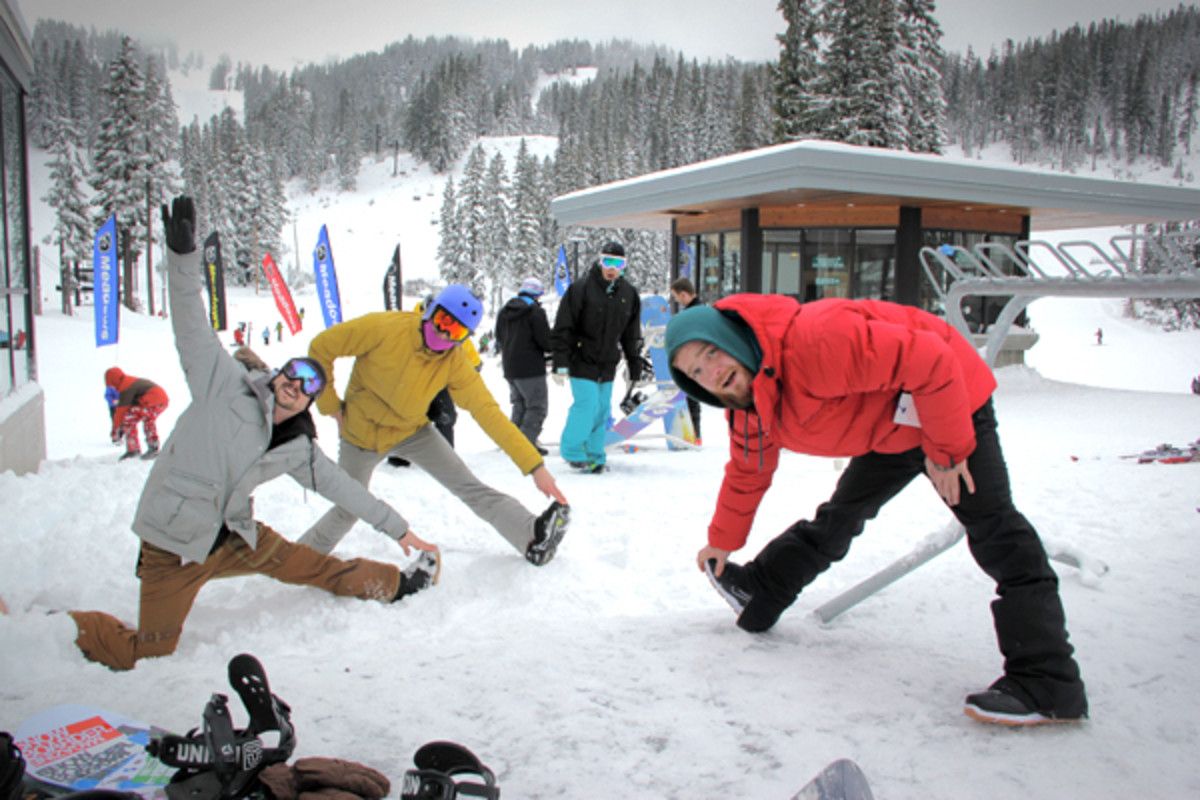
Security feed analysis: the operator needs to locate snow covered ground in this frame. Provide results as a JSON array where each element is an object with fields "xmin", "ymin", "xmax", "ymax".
[{"xmin": 7, "ymin": 138, "xmax": 1200, "ymax": 797}]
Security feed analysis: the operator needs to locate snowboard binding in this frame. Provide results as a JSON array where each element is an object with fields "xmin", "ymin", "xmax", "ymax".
[
  {"xmin": 148, "ymin": 654, "xmax": 296, "ymax": 800},
  {"xmin": 399, "ymin": 741, "xmax": 499, "ymax": 800}
]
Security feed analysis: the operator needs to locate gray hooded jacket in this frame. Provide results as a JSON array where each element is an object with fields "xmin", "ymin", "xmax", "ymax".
[{"xmin": 131, "ymin": 248, "xmax": 409, "ymax": 563}]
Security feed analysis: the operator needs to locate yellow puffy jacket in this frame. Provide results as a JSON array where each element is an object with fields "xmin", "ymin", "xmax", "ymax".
[{"xmin": 309, "ymin": 311, "xmax": 542, "ymax": 474}]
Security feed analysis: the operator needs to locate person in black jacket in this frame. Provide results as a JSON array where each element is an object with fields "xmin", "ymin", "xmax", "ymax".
[
  {"xmin": 495, "ymin": 277, "xmax": 553, "ymax": 455},
  {"xmin": 551, "ymin": 242, "xmax": 642, "ymax": 473}
]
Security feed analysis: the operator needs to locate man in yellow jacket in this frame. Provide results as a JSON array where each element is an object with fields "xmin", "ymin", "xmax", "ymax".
[{"xmin": 300, "ymin": 285, "xmax": 571, "ymax": 566}]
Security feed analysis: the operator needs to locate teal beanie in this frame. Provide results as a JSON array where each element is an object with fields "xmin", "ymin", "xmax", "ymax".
[{"xmin": 665, "ymin": 306, "xmax": 761, "ymax": 408}]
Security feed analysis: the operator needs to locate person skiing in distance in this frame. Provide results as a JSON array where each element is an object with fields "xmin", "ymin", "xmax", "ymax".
[
  {"xmin": 105, "ymin": 368, "xmax": 169, "ymax": 460},
  {"xmin": 301, "ymin": 284, "xmax": 571, "ymax": 566},
  {"xmin": 68, "ymin": 196, "xmax": 439, "ymax": 672},
  {"xmin": 495, "ymin": 277, "xmax": 553, "ymax": 455},
  {"xmin": 551, "ymin": 241, "xmax": 642, "ymax": 473},
  {"xmin": 665, "ymin": 295, "xmax": 1087, "ymax": 726}
]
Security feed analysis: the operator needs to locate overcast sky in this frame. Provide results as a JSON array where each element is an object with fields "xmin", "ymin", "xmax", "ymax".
[{"xmin": 18, "ymin": 0, "xmax": 1189, "ymax": 70}]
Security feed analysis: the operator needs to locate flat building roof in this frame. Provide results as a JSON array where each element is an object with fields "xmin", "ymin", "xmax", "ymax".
[{"xmin": 551, "ymin": 140, "xmax": 1200, "ymax": 232}]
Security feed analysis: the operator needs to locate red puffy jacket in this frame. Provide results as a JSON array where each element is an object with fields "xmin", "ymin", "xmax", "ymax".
[{"xmin": 707, "ymin": 295, "xmax": 996, "ymax": 552}]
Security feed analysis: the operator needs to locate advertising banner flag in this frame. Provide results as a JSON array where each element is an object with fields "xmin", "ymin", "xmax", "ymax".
[
  {"xmin": 93, "ymin": 215, "xmax": 119, "ymax": 347},
  {"xmin": 313, "ymin": 224, "xmax": 343, "ymax": 329},
  {"xmin": 202, "ymin": 231, "xmax": 227, "ymax": 331},
  {"xmin": 554, "ymin": 245, "xmax": 571, "ymax": 297},
  {"xmin": 262, "ymin": 253, "xmax": 302, "ymax": 335},
  {"xmin": 383, "ymin": 244, "xmax": 402, "ymax": 311}
]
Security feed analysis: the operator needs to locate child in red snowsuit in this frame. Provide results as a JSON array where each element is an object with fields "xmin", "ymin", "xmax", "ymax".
[{"xmin": 105, "ymin": 368, "xmax": 169, "ymax": 460}]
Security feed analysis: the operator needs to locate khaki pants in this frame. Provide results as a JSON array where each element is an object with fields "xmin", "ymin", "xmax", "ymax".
[{"xmin": 71, "ymin": 522, "xmax": 401, "ymax": 671}]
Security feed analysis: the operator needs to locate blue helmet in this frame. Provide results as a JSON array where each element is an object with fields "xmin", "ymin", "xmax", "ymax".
[{"xmin": 424, "ymin": 284, "xmax": 483, "ymax": 334}]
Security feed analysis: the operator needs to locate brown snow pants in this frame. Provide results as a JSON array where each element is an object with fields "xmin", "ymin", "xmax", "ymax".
[{"xmin": 70, "ymin": 522, "xmax": 401, "ymax": 671}]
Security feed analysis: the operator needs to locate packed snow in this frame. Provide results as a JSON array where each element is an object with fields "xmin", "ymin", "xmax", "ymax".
[{"xmin": 6, "ymin": 139, "xmax": 1200, "ymax": 799}]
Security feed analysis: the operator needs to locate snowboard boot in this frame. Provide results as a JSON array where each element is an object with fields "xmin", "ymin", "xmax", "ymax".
[
  {"xmin": 141, "ymin": 446, "xmax": 160, "ymax": 460},
  {"xmin": 705, "ymin": 559, "xmax": 753, "ymax": 615},
  {"xmin": 964, "ymin": 677, "xmax": 1087, "ymax": 726},
  {"xmin": 119, "ymin": 449, "xmax": 141, "ymax": 461},
  {"xmin": 393, "ymin": 551, "xmax": 440, "ymax": 602},
  {"xmin": 526, "ymin": 501, "xmax": 570, "ymax": 566}
]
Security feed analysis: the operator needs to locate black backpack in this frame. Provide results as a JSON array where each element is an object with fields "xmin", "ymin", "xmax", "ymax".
[{"xmin": 0, "ymin": 733, "xmax": 24, "ymax": 800}]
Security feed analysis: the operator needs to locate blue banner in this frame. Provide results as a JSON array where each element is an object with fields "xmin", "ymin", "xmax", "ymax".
[
  {"xmin": 313, "ymin": 224, "xmax": 343, "ymax": 328},
  {"xmin": 93, "ymin": 215, "xmax": 119, "ymax": 347},
  {"xmin": 554, "ymin": 245, "xmax": 571, "ymax": 297}
]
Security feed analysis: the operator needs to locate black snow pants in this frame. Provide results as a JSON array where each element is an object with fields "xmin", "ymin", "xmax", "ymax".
[{"xmin": 741, "ymin": 399, "xmax": 1087, "ymax": 717}]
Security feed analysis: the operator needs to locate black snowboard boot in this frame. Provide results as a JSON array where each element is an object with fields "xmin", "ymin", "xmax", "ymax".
[
  {"xmin": 526, "ymin": 501, "xmax": 570, "ymax": 566},
  {"xmin": 705, "ymin": 559, "xmax": 753, "ymax": 615},
  {"xmin": 965, "ymin": 677, "xmax": 1087, "ymax": 726},
  {"xmin": 393, "ymin": 552, "xmax": 440, "ymax": 602}
]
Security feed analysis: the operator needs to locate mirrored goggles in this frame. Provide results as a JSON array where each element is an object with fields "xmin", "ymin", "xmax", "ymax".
[
  {"xmin": 431, "ymin": 306, "xmax": 470, "ymax": 342},
  {"xmin": 600, "ymin": 254, "xmax": 627, "ymax": 271},
  {"xmin": 280, "ymin": 357, "xmax": 326, "ymax": 397}
]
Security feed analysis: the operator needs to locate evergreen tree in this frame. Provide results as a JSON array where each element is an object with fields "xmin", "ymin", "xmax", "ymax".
[
  {"xmin": 772, "ymin": 0, "xmax": 824, "ymax": 141},
  {"xmin": 821, "ymin": 0, "xmax": 907, "ymax": 147},
  {"xmin": 452, "ymin": 144, "xmax": 490, "ymax": 294},
  {"xmin": 90, "ymin": 36, "xmax": 154, "ymax": 309},
  {"xmin": 436, "ymin": 177, "xmax": 469, "ymax": 287},
  {"xmin": 43, "ymin": 115, "xmax": 93, "ymax": 269},
  {"xmin": 510, "ymin": 139, "xmax": 545, "ymax": 284},
  {"xmin": 483, "ymin": 151, "xmax": 514, "ymax": 298},
  {"xmin": 897, "ymin": 0, "xmax": 946, "ymax": 152}
]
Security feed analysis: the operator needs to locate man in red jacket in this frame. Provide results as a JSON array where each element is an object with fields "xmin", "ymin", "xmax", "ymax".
[{"xmin": 665, "ymin": 295, "xmax": 1086, "ymax": 726}]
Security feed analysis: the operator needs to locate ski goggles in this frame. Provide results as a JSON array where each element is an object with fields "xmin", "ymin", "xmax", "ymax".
[
  {"xmin": 600, "ymin": 254, "xmax": 627, "ymax": 271},
  {"xmin": 279, "ymin": 357, "xmax": 326, "ymax": 397},
  {"xmin": 430, "ymin": 306, "xmax": 471, "ymax": 343},
  {"xmin": 400, "ymin": 741, "xmax": 498, "ymax": 800}
]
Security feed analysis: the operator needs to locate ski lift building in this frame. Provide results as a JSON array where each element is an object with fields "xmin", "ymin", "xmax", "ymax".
[{"xmin": 550, "ymin": 140, "xmax": 1200, "ymax": 361}]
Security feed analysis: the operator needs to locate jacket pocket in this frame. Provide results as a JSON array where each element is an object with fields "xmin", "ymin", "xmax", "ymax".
[{"xmin": 143, "ymin": 470, "xmax": 222, "ymax": 542}]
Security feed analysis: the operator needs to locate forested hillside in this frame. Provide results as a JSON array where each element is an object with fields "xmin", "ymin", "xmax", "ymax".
[{"xmin": 28, "ymin": 3, "xmax": 1200, "ymax": 314}]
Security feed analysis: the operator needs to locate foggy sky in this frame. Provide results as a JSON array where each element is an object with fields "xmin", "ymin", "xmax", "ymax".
[{"xmin": 18, "ymin": 0, "xmax": 1189, "ymax": 70}]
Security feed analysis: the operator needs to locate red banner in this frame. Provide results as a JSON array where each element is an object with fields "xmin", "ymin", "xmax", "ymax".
[{"xmin": 262, "ymin": 253, "xmax": 302, "ymax": 335}]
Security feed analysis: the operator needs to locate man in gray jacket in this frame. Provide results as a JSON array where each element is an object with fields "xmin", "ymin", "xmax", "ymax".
[{"xmin": 69, "ymin": 196, "xmax": 439, "ymax": 671}]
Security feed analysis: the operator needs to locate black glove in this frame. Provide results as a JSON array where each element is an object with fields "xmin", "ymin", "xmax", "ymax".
[{"xmin": 160, "ymin": 195, "xmax": 196, "ymax": 254}]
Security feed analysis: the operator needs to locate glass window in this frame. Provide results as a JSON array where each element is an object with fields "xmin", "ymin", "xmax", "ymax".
[
  {"xmin": 853, "ymin": 229, "xmax": 895, "ymax": 300},
  {"xmin": 762, "ymin": 229, "xmax": 801, "ymax": 297},
  {"xmin": 698, "ymin": 233, "xmax": 722, "ymax": 304},
  {"xmin": 0, "ymin": 67, "xmax": 32, "ymax": 390},
  {"xmin": 721, "ymin": 231, "xmax": 741, "ymax": 297},
  {"xmin": 678, "ymin": 236, "xmax": 698, "ymax": 285},
  {"xmin": 803, "ymin": 229, "xmax": 851, "ymax": 301}
]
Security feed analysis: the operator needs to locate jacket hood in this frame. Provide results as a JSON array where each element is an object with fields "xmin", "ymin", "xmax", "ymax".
[
  {"xmin": 665, "ymin": 305, "xmax": 762, "ymax": 408},
  {"xmin": 104, "ymin": 367, "xmax": 125, "ymax": 387}
]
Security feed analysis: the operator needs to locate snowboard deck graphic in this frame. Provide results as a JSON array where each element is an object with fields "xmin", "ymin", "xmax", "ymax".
[
  {"xmin": 605, "ymin": 294, "xmax": 693, "ymax": 450},
  {"xmin": 15, "ymin": 705, "xmax": 173, "ymax": 799}
]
